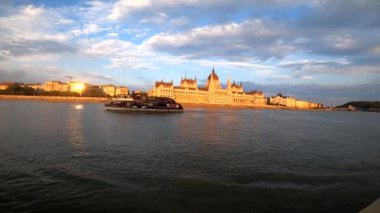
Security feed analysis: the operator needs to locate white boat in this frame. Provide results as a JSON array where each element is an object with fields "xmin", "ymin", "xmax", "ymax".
[{"xmin": 111, "ymin": 95, "xmax": 134, "ymax": 101}]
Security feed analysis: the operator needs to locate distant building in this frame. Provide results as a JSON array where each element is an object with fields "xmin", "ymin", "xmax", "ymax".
[
  {"xmin": 0, "ymin": 82, "xmax": 19, "ymax": 90},
  {"xmin": 269, "ymin": 94, "xmax": 323, "ymax": 109},
  {"xmin": 44, "ymin": 81, "xmax": 69, "ymax": 92},
  {"xmin": 148, "ymin": 68, "xmax": 266, "ymax": 106},
  {"xmin": 269, "ymin": 94, "xmax": 296, "ymax": 107},
  {"xmin": 26, "ymin": 83, "xmax": 44, "ymax": 90},
  {"xmin": 101, "ymin": 85, "xmax": 116, "ymax": 97},
  {"xmin": 101, "ymin": 85, "xmax": 129, "ymax": 97},
  {"xmin": 115, "ymin": 86, "xmax": 129, "ymax": 96}
]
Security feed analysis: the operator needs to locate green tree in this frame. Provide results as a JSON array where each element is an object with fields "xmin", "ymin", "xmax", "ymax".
[{"xmin": 4, "ymin": 84, "xmax": 34, "ymax": 95}]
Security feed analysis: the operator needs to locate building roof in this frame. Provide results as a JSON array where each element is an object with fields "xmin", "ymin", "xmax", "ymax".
[
  {"xmin": 181, "ymin": 79, "xmax": 197, "ymax": 84},
  {"xmin": 155, "ymin": 81, "xmax": 173, "ymax": 87},
  {"xmin": 207, "ymin": 67, "xmax": 219, "ymax": 81},
  {"xmin": 101, "ymin": 84, "xmax": 115, "ymax": 87},
  {"xmin": 231, "ymin": 81, "xmax": 242, "ymax": 88},
  {"xmin": 272, "ymin": 93, "xmax": 292, "ymax": 98}
]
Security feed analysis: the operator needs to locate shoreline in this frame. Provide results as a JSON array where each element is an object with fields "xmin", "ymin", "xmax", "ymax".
[
  {"xmin": 0, "ymin": 95, "xmax": 330, "ymax": 111},
  {"xmin": 177, "ymin": 103, "xmax": 328, "ymax": 111},
  {"xmin": 0, "ymin": 95, "xmax": 109, "ymax": 103}
]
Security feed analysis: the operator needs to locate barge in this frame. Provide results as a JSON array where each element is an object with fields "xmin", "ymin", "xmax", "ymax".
[{"xmin": 105, "ymin": 96, "xmax": 184, "ymax": 112}]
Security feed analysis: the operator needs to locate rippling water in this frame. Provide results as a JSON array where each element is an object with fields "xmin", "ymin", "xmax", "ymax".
[{"xmin": 0, "ymin": 100, "xmax": 379, "ymax": 212}]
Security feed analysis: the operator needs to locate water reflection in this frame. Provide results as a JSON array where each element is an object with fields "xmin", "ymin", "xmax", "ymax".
[
  {"xmin": 74, "ymin": 104, "xmax": 84, "ymax": 110},
  {"xmin": 67, "ymin": 104, "xmax": 87, "ymax": 156},
  {"xmin": 1, "ymin": 101, "xmax": 380, "ymax": 212},
  {"xmin": 177, "ymin": 107, "xmax": 245, "ymax": 144}
]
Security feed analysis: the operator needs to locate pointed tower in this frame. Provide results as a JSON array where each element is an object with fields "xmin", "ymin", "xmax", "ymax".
[
  {"xmin": 206, "ymin": 66, "xmax": 220, "ymax": 90},
  {"xmin": 227, "ymin": 74, "xmax": 231, "ymax": 91}
]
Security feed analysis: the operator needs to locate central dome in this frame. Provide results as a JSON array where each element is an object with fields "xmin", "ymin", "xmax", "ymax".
[{"xmin": 207, "ymin": 67, "xmax": 219, "ymax": 81}]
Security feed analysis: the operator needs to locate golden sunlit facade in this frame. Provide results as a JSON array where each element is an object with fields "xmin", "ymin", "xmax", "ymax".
[
  {"xmin": 44, "ymin": 81, "xmax": 69, "ymax": 92},
  {"xmin": 115, "ymin": 86, "xmax": 129, "ymax": 96},
  {"xmin": 148, "ymin": 68, "xmax": 266, "ymax": 106},
  {"xmin": 269, "ymin": 94, "xmax": 323, "ymax": 109},
  {"xmin": 101, "ymin": 85, "xmax": 129, "ymax": 97}
]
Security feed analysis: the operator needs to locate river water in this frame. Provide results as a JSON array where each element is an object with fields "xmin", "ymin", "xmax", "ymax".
[{"xmin": 0, "ymin": 100, "xmax": 379, "ymax": 212}]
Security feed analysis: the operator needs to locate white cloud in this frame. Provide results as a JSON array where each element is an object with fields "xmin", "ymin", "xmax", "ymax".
[
  {"xmin": 0, "ymin": 4, "xmax": 77, "ymax": 62},
  {"xmin": 0, "ymin": 5, "xmax": 71, "ymax": 42},
  {"xmin": 140, "ymin": 13, "xmax": 168, "ymax": 24},
  {"xmin": 123, "ymin": 28, "xmax": 151, "ymax": 39},
  {"xmin": 198, "ymin": 59, "xmax": 272, "ymax": 70},
  {"xmin": 254, "ymin": 69, "xmax": 292, "ymax": 80},
  {"xmin": 106, "ymin": 32, "xmax": 119, "ymax": 37},
  {"xmin": 144, "ymin": 19, "xmax": 290, "ymax": 59},
  {"xmin": 329, "ymin": 35, "xmax": 356, "ymax": 50},
  {"xmin": 82, "ymin": 39, "xmax": 155, "ymax": 69},
  {"xmin": 71, "ymin": 24, "xmax": 106, "ymax": 36},
  {"xmin": 108, "ymin": 0, "xmax": 152, "ymax": 20},
  {"xmin": 170, "ymin": 17, "xmax": 188, "ymax": 27}
]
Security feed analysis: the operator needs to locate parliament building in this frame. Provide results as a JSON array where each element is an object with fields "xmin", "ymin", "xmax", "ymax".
[{"xmin": 148, "ymin": 68, "xmax": 266, "ymax": 106}]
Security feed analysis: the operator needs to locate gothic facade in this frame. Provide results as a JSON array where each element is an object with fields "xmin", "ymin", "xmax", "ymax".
[{"xmin": 148, "ymin": 68, "xmax": 266, "ymax": 106}]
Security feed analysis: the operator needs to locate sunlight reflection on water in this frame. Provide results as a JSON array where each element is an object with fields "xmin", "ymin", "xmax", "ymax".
[
  {"xmin": 74, "ymin": 104, "xmax": 84, "ymax": 110},
  {"xmin": 68, "ymin": 105, "xmax": 87, "ymax": 156}
]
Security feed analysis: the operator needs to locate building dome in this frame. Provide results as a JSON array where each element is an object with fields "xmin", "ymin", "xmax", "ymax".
[{"xmin": 207, "ymin": 67, "xmax": 219, "ymax": 81}]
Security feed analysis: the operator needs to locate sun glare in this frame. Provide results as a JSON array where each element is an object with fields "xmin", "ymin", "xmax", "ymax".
[
  {"xmin": 74, "ymin": 104, "xmax": 83, "ymax": 110},
  {"xmin": 70, "ymin": 82, "xmax": 85, "ymax": 94}
]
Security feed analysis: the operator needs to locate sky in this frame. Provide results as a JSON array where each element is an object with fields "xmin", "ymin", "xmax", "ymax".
[{"xmin": 0, "ymin": 0, "xmax": 379, "ymax": 105}]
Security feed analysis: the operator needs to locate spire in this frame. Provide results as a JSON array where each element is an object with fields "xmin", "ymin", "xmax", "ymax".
[
  {"xmin": 227, "ymin": 75, "xmax": 231, "ymax": 90},
  {"xmin": 212, "ymin": 66, "xmax": 215, "ymax": 73}
]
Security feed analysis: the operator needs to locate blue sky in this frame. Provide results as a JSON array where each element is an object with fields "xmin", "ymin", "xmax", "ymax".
[{"xmin": 0, "ymin": 0, "xmax": 379, "ymax": 105}]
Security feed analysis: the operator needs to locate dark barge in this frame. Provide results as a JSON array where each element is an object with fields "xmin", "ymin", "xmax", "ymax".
[{"xmin": 104, "ymin": 96, "xmax": 184, "ymax": 112}]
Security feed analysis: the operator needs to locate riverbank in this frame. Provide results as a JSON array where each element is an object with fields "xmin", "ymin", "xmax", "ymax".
[
  {"xmin": 181, "ymin": 103, "xmax": 328, "ymax": 111},
  {"xmin": 0, "ymin": 95, "xmax": 329, "ymax": 110},
  {"xmin": 0, "ymin": 95, "xmax": 109, "ymax": 103}
]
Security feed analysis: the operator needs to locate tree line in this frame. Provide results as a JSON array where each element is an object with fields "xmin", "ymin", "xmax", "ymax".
[
  {"xmin": 337, "ymin": 101, "xmax": 380, "ymax": 109},
  {"xmin": 1, "ymin": 84, "xmax": 108, "ymax": 97}
]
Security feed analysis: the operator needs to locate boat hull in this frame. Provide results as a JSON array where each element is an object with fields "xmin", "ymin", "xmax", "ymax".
[{"xmin": 104, "ymin": 96, "xmax": 184, "ymax": 112}]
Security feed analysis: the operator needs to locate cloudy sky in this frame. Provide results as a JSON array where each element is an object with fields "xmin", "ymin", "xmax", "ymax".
[{"xmin": 0, "ymin": 0, "xmax": 379, "ymax": 105}]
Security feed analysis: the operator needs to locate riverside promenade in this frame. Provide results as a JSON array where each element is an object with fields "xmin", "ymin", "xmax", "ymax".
[{"xmin": 0, "ymin": 95, "xmax": 109, "ymax": 103}]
